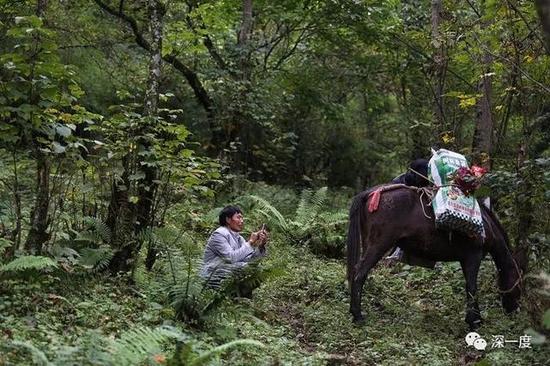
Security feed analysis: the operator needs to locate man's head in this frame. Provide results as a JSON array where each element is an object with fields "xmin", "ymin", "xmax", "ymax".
[{"xmin": 219, "ymin": 205, "xmax": 244, "ymax": 232}]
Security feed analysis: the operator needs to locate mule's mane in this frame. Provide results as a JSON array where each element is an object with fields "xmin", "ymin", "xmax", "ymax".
[{"xmin": 480, "ymin": 205, "xmax": 512, "ymax": 249}]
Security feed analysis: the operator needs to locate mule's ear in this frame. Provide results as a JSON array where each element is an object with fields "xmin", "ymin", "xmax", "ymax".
[{"xmin": 512, "ymin": 247, "xmax": 528, "ymax": 274}]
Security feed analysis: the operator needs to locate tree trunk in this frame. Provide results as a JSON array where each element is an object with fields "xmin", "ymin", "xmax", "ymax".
[
  {"xmin": 536, "ymin": 0, "xmax": 550, "ymax": 54},
  {"xmin": 229, "ymin": 0, "xmax": 254, "ymax": 173},
  {"xmin": 24, "ymin": 153, "xmax": 51, "ymax": 254},
  {"xmin": 430, "ymin": 0, "xmax": 446, "ymax": 139},
  {"xmin": 238, "ymin": 0, "xmax": 253, "ymax": 81},
  {"xmin": 11, "ymin": 150, "xmax": 22, "ymax": 252},
  {"xmin": 106, "ymin": 156, "xmax": 133, "ymax": 273},
  {"xmin": 36, "ymin": 0, "xmax": 48, "ymax": 17},
  {"xmin": 141, "ymin": 0, "xmax": 163, "ymax": 271},
  {"xmin": 109, "ymin": 0, "xmax": 164, "ymax": 273},
  {"xmin": 24, "ymin": 0, "xmax": 51, "ymax": 254},
  {"xmin": 472, "ymin": 51, "xmax": 494, "ymax": 169}
]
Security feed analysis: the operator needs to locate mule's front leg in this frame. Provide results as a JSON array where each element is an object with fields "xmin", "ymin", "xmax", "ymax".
[{"xmin": 460, "ymin": 252, "xmax": 483, "ymax": 330}]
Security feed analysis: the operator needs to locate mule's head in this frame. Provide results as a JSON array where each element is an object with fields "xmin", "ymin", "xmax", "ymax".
[
  {"xmin": 501, "ymin": 282, "xmax": 521, "ymax": 314},
  {"xmin": 500, "ymin": 249, "xmax": 526, "ymax": 313}
]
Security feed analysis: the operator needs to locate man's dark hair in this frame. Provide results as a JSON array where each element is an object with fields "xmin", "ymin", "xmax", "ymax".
[{"xmin": 218, "ymin": 205, "xmax": 242, "ymax": 226}]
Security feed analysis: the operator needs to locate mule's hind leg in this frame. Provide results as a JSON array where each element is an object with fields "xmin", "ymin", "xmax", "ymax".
[
  {"xmin": 350, "ymin": 242, "xmax": 393, "ymax": 323},
  {"xmin": 460, "ymin": 251, "xmax": 483, "ymax": 330}
]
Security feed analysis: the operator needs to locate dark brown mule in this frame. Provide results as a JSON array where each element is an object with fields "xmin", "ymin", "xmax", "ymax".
[{"xmin": 347, "ymin": 185, "xmax": 523, "ymax": 329}]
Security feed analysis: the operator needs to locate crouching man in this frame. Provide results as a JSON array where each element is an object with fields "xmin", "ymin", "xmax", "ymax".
[{"xmin": 200, "ymin": 205, "xmax": 268, "ymax": 296}]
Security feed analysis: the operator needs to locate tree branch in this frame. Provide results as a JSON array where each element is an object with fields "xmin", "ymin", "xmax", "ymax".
[
  {"xmin": 183, "ymin": 1, "xmax": 236, "ymax": 77},
  {"xmin": 506, "ymin": 0, "xmax": 550, "ymax": 54},
  {"xmin": 92, "ymin": 0, "xmax": 215, "ymax": 115},
  {"xmin": 389, "ymin": 32, "xmax": 476, "ymax": 90}
]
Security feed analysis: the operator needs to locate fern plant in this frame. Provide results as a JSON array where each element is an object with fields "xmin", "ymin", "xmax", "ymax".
[
  {"xmin": 109, "ymin": 326, "xmax": 185, "ymax": 365},
  {"xmin": 75, "ymin": 216, "xmax": 112, "ymax": 245},
  {"xmin": 51, "ymin": 217, "xmax": 114, "ymax": 273},
  {"xmin": 0, "ymin": 237, "xmax": 12, "ymax": 258},
  {"xmin": 244, "ymin": 187, "xmax": 348, "ymax": 251},
  {"xmin": 168, "ymin": 339, "xmax": 264, "ymax": 366},
  {"xmin": 0, "ymin": 255, "xmax": 58, "ymax": 273},
  {"xmin": 9, "ymin": 340, "xmax": 54, "ymax": 366},
  {"xmin": 7, "ymin": 328, "xmax": 263, "ymax": 366},
  {"xmin": 7, "ymin": 326, "xmax": 185, "ymax": 366}
]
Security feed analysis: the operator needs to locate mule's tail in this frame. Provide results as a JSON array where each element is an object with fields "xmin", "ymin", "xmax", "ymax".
[{"xmin": 347, "ymin": 190, "xmax": 370, "ymax": 284}]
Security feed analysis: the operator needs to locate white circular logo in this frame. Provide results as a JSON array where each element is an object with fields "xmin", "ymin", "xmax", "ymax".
[
  {"xmin": 465, "ymin": 332, "xmax": 480, "ymax": 346},
  {"xmin": 473, "ymin": 338, "xmax": 487, "ymax": 351}
]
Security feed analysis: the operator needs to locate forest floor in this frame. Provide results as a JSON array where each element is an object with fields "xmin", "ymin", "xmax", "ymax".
[{"xmin": 1, "ymin": 241, "xmax": 548, "ymax": 365}]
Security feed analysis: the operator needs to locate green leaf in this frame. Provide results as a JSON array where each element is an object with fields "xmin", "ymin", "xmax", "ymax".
[
  {"xmin": 55, "ymin": 124, "xmax": 72, "ymax": 137},
  {"xmin": 52, "ymin": 141, "xmax": 66, "ymax": 154},
  {"xmin": 129, "ymin": 171, "xmax": 146, "ymax": 181}
]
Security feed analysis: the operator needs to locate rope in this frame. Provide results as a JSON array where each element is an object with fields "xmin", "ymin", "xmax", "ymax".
[
  {"xmin": 498, "ymin": 275, "xmax": 522, "ymax": 294},
  {"xmin": 417, "ymin": 187, "xmax": 436, "ymax": 219},
  {"xmin": 408, "ymin": 167, "xmax": 435, "ymax": 185},
  {"xmin": 497, "ymin": 241, "xmax": 524, "ymax": 294}
]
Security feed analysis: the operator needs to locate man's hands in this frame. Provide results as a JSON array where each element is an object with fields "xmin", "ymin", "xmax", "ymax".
[{"xmin": 248, "ymin": 227, "xmax": 269, "ymax": 247}]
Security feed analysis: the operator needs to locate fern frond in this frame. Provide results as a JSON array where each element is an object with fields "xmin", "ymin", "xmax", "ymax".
[
  {"xmin": 0, "ymin": 255, "xmax": 58, "ymax": 273},
  {"xmin": 110, "ymin": 326, "xmax": 184, "ymax": 365},
  {"xmin": 311, "ymin": 186, "xmax": 328, "ymax": 211},
  {"xmin": 204, "ymin": 207, "xmax": 223, "ymax": 225},
  {"xmin": 0, "ymin": 237, "xmax": 12, "ymax": 258},
  {"xmin": 10, "ymin": 340, "xmax": 54, "ymax": 366},
  {"xmin": 189, "ymin": 339, "xmax": 264, "ymax": 366},
  {"xmin": 75, "ymin": 230, "xmax": 104, "ymax": 244},
  {"xmin": 79, "ymin": 246, "xmax": 114, "ymax": 272},
  {"xmin": 294, "ymin": 189, "xmax": 313, "ymax": 224},
  {"xmin": 82, "ymin": 216, "xmax": 112, "ymax": 243},
  {"xmin": 318, "ymin": 211, "xmax": 348, "ymax": 225},
  {"xmin": 245, "ymin": 195, "xmax": 288, "ymax": 231},
  {"xmin": 293, "ymin": 187, "xmax": 328, "ymax": 227}
]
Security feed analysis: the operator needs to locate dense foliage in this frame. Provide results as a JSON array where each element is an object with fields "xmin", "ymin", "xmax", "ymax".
[{"xmin": 1, "ymin": 0, "xmax": 549, "ymax": 364}]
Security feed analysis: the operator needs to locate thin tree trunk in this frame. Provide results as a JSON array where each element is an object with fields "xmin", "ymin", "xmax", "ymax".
[
  {"xmin": 230, "ymin": 0, "xmax": 254, "ymax": 172},
  {"xmin": 431, "ymin": 0, "xmax": 446, "ymax": 138},
  {"xmin": 238, "ymin": 0, "xmax": 253, "ymax": 81},
  {"xmin": 24, "ymin": 0, "xmax": 51, "ymax": 254},
  {"xmin": 92, "ymin": 0, "xmax": 222, "ymax": 153},
  {"xmin": 25, "ymin": 154, "xmax": 51, "ymax": 253},
  {"xmin": 141, "ymin": 0, "xmax": 163, "ymax": 271},
  {"xmin": 12, "ymin": 150, "xmax": 22, "ymax": 251},
  {"xmin": 106, "ymin": 156, "xmax": 133, "ymax": 273},
  {"xmin": 472, "ymin": 51, "xmax": 494, "ymax": 169},
  {"xmin": 536, "ymin": 0, "xmax": 550, "ymax": 53},
  {"xmin": 108, "ymin": 0, "xmax": 164, "ymax": 273},
  {"xmin": 36, "ymin": 0, "xmax": 47, "ymax": 17}
]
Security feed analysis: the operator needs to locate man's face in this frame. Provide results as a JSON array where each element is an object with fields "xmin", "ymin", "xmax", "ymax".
[{"xmin": 226, "ymin": 212, "xmax": 244, "ymax": 232}]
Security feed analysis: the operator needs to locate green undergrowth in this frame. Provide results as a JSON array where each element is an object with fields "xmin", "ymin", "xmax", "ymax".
[
  {"xmin": 1, "ymin": 239, "xmax": 548, "ymax": 365},
  {"xmin": 252, "ymin": 244, "xmax": 548, "ymax": 365}
]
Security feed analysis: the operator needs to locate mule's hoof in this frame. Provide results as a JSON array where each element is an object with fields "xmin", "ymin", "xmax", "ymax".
[
  {"xmin": 467, "ymin": 319, "xmax": 483, "ymax": 331},
  {"xmin": 352, "ymin": 315, "xmax": 365, "ymax": 325}
]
